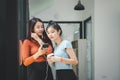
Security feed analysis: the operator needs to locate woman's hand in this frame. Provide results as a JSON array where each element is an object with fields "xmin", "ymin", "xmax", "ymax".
[
  {"xmin": 31, "ymin": 33, "xmax": 43, "ymax": 45},
  {"xmin": 38, "ymin": 45, "xmax": 48, "ymax": 55},
  {"xmin": 48, "ymin": 55, "xmax": 61, "ymax": 62},
  {"xmin": 47, "ymin": 53, "xmax": 55, "ymax": 64},
  {"xmin": 31, "ymin": 33, "xmax": 39, "ymax": 41},
  {"xmin": 33, "ymin": 45, "xmax": 48, "ymax": 59}
]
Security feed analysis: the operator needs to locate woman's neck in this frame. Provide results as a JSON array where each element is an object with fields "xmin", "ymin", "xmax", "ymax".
[{"xmin": 55, "ymin": 37, "xmax": 62, "ymax": 46}]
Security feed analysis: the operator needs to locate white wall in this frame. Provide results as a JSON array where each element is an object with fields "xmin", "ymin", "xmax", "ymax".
[
  {"xmin": 29, "ymin": 0, "xmax": 92, "ymax": 21},
  {"xmin": 29, "ymin": 0, "xmax": 93, "ymax": 43},
  {"xmin": 94, "ymin": 0, "xmax": 120, "ymax": 80}
]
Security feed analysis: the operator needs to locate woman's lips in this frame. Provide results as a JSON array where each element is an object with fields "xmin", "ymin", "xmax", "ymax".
[{"xmin": 50, "ymin": 37, "xmax": 54, "ymax": 40}]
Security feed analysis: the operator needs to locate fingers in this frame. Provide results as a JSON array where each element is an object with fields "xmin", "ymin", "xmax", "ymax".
[
  {"xmin": 31, "ymin": 33, "xmax": 39, "ymax": 40},
  {"xmin": 31, "ymin": 33, "xmax": 36, "ymax": 38},
  {"xmin": 38, "ymin": 46, "xmax": 48, "ymax": 55},
  {"xmin": 47, "ymin": 56, "xmax": 55, "ymax": 62},
  {"xmin": 40, "ymin": 44, "xmax": 43, "ymax": 49},
  {"xmin": 47, "ymin": 53, "xmax": 54, "ymax": 58}
]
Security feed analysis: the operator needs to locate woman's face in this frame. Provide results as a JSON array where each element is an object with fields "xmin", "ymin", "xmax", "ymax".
[
  {"xmin": 33, "ymin": 21, "xmax": 44, "ymax": 36},
  {"xmin": 47, "ymin": 26, "xmax": 60, "ymax": 41}
]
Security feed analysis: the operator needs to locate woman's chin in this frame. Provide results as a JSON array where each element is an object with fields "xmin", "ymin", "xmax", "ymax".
[
  {"xmin": 50, "ymin": 39, "xmax": 54, "ymax": 41},
  {"xmin": 37, "ymin": 34, "xmax": 42, "ymax": 36}
]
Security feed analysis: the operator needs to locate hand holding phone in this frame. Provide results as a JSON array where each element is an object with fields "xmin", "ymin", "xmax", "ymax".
[
  {"xmin": 47, "ymin": 53, "xmax": 54, "ymax": 58},
  {"xmin": 42, "ymin": 43, "xmax": 49, "ymax": 48}
]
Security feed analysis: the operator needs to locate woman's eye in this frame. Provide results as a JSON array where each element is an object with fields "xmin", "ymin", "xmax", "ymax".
[
  {"xmin": 37, "ymin": 25, "xmax": 43, "ymax": 28},
  {"xmin": 51, "ymin": 31, "xmax": 54, "ymax": 33}
]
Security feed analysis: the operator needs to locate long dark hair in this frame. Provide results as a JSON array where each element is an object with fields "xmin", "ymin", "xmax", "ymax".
[{"xmin": 27, "ymin": 17, "xmax": 52, "ymax": 46}]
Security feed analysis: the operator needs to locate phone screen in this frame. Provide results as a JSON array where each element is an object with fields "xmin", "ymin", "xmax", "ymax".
[{"xmin": 42, "ymin": 43, "xmax": 49, "ymax": 48}]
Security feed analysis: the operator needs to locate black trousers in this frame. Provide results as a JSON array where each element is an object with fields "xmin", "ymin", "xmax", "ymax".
[
  {"xmin": 56, "ymin": 69, "xmax": 77, "ymax": 80},
  {"xmin": 27, "ymin": 61, "xmax": 53, "ymax": 80},
  {"xmin": 19, "ymin": 64, "xmax": 27, "ymax": 80}
]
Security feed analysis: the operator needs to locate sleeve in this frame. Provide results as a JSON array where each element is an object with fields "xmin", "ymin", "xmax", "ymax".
[
  {"xmin": 46, "ymin": 45, "xmax": 53, "ymax": 55},
  {"xmin": 19, "ymin": 40, "xmax": 23, "ymax": 66},
  {"xmin": 64, "ymin": 40, "xmax": 72, "ymax": 49},
  {"xmin": 22, "ymin": 40, "xmax": 35, "ymax": 66}
]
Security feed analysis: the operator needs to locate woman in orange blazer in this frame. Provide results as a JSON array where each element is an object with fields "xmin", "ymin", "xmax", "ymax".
[{"xmin": 22, "ymin": 17, "xmax": 54, "ymax": 80}]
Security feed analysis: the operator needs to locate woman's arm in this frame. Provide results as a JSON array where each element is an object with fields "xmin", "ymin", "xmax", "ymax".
[
  {"xmin": 22, "ymin": 40, "xmax": 35, "ymax": 66},
  {"xmin": 32, "ymin": 45, "xmax": 47, "ymax": 59},
  {"xmin": 61, "ymin": 48, "xmax": 78, "ymax": 65},
  {"xmin": 23, "ymin": 40, "xmax": 46, "ymax": 66},
  {"xmin": 50, "ymin": 48, "xmax": 78, "ymax": 65}
]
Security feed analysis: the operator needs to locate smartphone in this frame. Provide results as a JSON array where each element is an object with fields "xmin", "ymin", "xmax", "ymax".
[{"xmin": 42, "ymin": 43, "xmax": 49, "ymax": 48}]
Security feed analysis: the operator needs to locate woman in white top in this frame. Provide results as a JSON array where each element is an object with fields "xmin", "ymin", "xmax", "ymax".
[{"xmin": 46, "ymin": 21, "xmax": 78, "ymax": 80}]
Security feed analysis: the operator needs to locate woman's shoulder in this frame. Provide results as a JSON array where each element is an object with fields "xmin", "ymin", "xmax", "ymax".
[
  {"xmin": 62, "ymin": 40, "xmax": 71, "ymax": 44},
  {"xmin": 23, "ymin": 39, "xmax": 32, "ymax": 44},
  {"xmin": 62, "ymin": 40, "xmax": 72, "ymax": 48}
]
